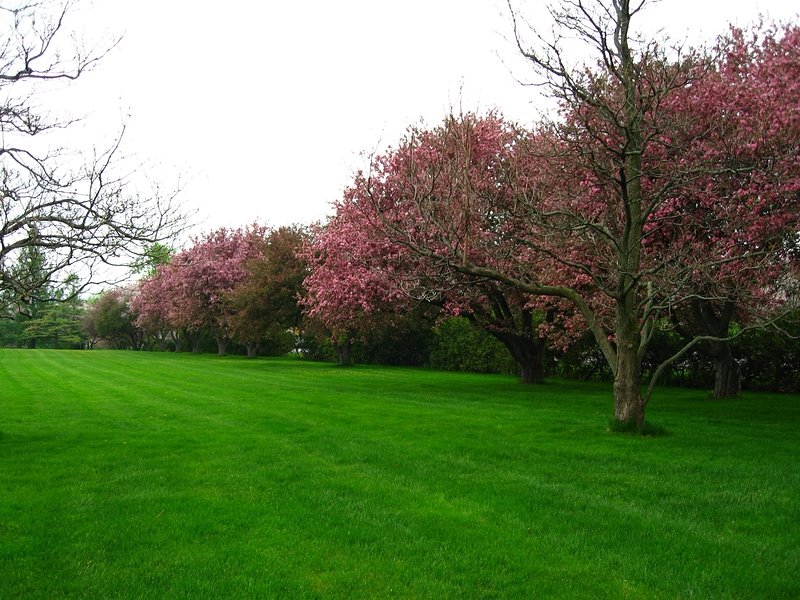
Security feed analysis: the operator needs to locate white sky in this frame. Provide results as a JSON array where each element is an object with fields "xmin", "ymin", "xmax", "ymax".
[{"xmin": 45, "ymin": 0, "xmax": 799, "ymax": 239}]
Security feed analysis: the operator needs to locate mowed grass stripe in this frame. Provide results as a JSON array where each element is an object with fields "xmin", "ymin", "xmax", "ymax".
[{"xmin": 1, "ymin": 349, "xmax": 798, "ymax": 598}]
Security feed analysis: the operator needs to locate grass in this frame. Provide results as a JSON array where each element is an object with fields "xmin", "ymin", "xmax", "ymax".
[{"xmin": 0, "ymin": 349, "xmax": 798, "ymax": 599}]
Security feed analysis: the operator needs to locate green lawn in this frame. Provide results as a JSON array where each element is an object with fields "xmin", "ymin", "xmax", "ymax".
[{"xmin": 1, "ymin": 349, "xmax": 798, "ymax": 598}]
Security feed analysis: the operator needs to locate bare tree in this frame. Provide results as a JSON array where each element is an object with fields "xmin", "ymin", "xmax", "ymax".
[{"xmin": 0, "ymin": 1, "xmax": 185, "ymax": 316}]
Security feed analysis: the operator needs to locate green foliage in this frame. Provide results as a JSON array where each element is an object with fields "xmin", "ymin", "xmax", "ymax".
[
  {"xmin": 260, "ymin": 327, "xmax": 297, "ymax": 356},
  {"xmin": 299, "ymin": 305, "xmax": 436, "ymax": 366},
  {"xmin": 19, "ymin": 299, "xmax": 85, "ymax": 349},
  {"xmin": 555, "ymin": 334, "xmax": 611, "ymax": 382},
  {"xmin": 82, "ymin": 289, "xmax": 141, "ymax": 350},
  {"xmin": 129, "ymin": 242, "xmax": 175, "ymax": 278},
  {"xmin": 1, "ymin": 351, "xmax": 798, "ymax": 598},
  {"xmin": 1, "ymin": 231, "xmax": 50, "ymax": 322},
  {"xmin": 735, "ymin": 313, "xmax": 800, "ymax": 392},
  {"xmin": 429, "ymin": 317, "xmax": 517, "ymax": 375},
  {"xmin": 353, "ymin": 307, "xmax": 435, "ymax": 366},
  {"xmin": 223, "ymin": 226, "xmax": 309, "ymax": 354},
  {"xmin": 1, "ymin": 241, "xmax": 87, "ymax": 349},
  {"xmin": 0, "ymin": 317, "xmax": 23, "ymax": 346},
  {"xmin": 296, "ymin": 318, "xmax": 336, "ymax": 362}
]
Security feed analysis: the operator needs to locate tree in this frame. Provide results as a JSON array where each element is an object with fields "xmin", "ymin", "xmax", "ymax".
[
  {"xmin": 19, "ymin": 276, "xmax": 85, "ymax": 348},
  {"xmin": 0, "ymin": 228, "xmax": 51, "ymax": 345},
  {"xmin": 301, "ymin": 115, "xmax": 578, "ymax": 380},
  {"xmin": 651, "ymin": 24, "xmax": 800, "ymax": 398},
  {"xmin": 0, "ymin": 1, "xmax": 183, "ymax": 309},
  {"xmin": 132, "ymin": 226, "xmax": 266, "ymax": 355},
  {"xmin": 461, "ymin": 286, "xmax": 553, "ymax": 384},
  {"xmin": 82, "ymin": 287, "xmax": 142, "ymax": 349},
  {"xmin": 320, "ymin": 3, "xmax": 799, "ymax": 428},
  {"xmin": 130, "ymin": 243, "xmax": 175, "ymax": 279},
  {"xmin": 226, "ymin": 226, "xmax": 308, "ymax": 357},
  {"xmin": 301, "ymin": 214, "xmax": 412, "ymax": 366},
  {"xmin": 130, "ymin": 267, "xmax": 178, "ymax": 351},
  {"xmin": 1, "ymin": 227, "xmax": 49, "ymax": 320}
]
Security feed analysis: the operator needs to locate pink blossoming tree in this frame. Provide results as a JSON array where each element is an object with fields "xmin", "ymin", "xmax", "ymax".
[
  {"xmin": 306, "ymin": 2, "xmax": 800, "ymax": 428},
  {"xmin": 133, "ymin": 225, "xmax": 267, "ymax": 354}
]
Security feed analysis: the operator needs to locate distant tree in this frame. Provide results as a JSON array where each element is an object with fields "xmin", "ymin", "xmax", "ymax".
[
  {"xmin": 226, "ymin": 226, "xmax": 309, "ymax": 357},
  {"xmin": 83, "ymin": 287, "xmax": 142, "ymax": 349},
  {"xmin": 81, "ymin": 296, "xmax": 101, "ymax": 349},
  {"xmin": 130, "ymin": 270, "xmax": 177, "ymax": 351},
  {"xmin": 20, "ymin": 277, "xmax": 85, "ymax": 348},
  {"xmin": 130, "ymin": 243, "xmax": 175, "ymax": 279},
  {"xmin": 1, "ymin": 228, "xmax": 50, "ymax": 322},
  {"xmin": 0, "ymin": 1, "xmax": 184, "ymax": 309},
  {"xmin": 300, "ymin": 215, "xmax": 412, "ymax": 366},
  {"xmin": 0, "ymin": 230, "xmax": 52, "ymax": 346},
  {"xmin": 133, "ymin": 226, "xmax": 266, "ymax": 355}
]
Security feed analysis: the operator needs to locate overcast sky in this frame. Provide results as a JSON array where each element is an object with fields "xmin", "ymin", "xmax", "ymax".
[{"xmin": 50, "ymin": 0, "xmax": 799, "ymax": 239}]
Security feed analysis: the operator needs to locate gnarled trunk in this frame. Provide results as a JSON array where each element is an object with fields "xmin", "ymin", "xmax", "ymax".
[
  {"xmin": 712, "ymin": 346, "xmax": 740, "ymax": 399},
  {"xmin": 491, "ymin": 331, "xmax": 546, "ymax": 384},
  {"xmin": 471, "ymin": 293, "xmax": 549, "ymax": 385}
]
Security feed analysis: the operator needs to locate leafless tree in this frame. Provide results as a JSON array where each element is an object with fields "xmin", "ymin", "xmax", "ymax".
[{"xmin": 0, "ymin": 1, "xmax": 185, "ymax": 316}]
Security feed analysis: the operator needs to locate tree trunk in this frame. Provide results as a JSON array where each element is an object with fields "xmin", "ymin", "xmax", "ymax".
[
  {"xmin": 519, "ymin": 361, "xmax": 544, "ymax": 385},
  {"xmin": 130, "ymin": 332, "xmax": 142, "ymax": 351},
  {"xmin": 246, "ymin": 343, "xmax": 258, "ymax": 358},
  {"xmin": 613, "ymin": 347, "xmax": 644, "ymax": 427},
  {"xmin": 613, "ymin": 307, "xmax": 645, "ymax": 428},
  {"xmin": 674, "ymin": 299, "xmax": 739, "ymax": 398},
  {"xmin": 491, "ymin": 331, "xmax": 546, "ymax": 384},
  {"xmin": 334, "ymin": 337, "xmax": 353, "ymax": 366},
  {"xmin": 216, "ymin": 336, "xmax": 228, "ymax": 356},
  {"xmin": 713, "ymin": 351, "xmax": 741, "ymax": 399}
]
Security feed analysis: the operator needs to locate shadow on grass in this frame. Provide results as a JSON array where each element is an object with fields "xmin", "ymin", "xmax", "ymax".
[{"xmin": 607, "ymin": 419, "xmax": 670, "ymax": 437}]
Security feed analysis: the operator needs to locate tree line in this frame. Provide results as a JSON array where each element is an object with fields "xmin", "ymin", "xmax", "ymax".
[{"xmin": 2, "ymin": 220, "xmax": 798, "ymax": 398}]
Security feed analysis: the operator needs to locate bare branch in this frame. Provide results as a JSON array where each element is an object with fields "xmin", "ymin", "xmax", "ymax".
[{"xmin": 0, "ymin": 2, "xmax": 187, "ymax": 316}]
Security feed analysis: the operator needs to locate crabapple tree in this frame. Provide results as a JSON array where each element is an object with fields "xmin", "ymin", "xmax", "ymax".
[
  {"xmin": 317, "ymin": 2, "xmax": 799, "ymax": 427},
  {"xmin": 133, "ymin": 226, "xmax": 266, "ymax": 354},
  {"xmin": 301, "ymin": 114, "xmax": 581, "ymax": 380}
]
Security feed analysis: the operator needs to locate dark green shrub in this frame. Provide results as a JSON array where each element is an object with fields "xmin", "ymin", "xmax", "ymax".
[{"xmin": 429, "ymin": 317, "xmax": 517, "ymax": 376}]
